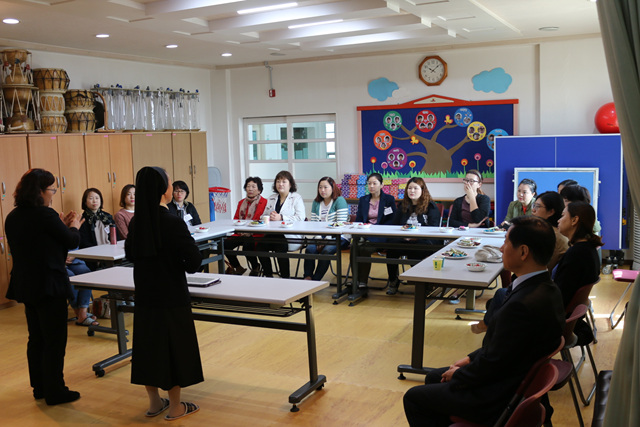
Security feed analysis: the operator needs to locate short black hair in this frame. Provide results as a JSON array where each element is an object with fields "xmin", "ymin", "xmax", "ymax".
[
  {"xmin": 367, "ymin": 172, "xmax": 383, "ymax": 185},
  {"xmin": 536, "ymin": 191, "xmax": 564, "ymax": 226},
  {"xmin": 81, "ymin": 188, "xmax": 104, "ymax": 211},
  {"xmin": 244, "ymin": 176, "xmax": 263, "ymax": 193},
  {"xmin": 508, "ymin": 216, "xmax": 556, "ymax": 266},
  {"xmin": 557, "ymin": 179, "xmax": 578, "ymax": 190},
  {"xmin": 560, "ymin": 185, "xmax": 591, "ymax": 204},
  {"xmin": 14, "ymin": 168, "xmax": 55, "ymax": 208},
  {"xmin": 173, "ymin": 180, "xmax": 190, "ymax": 199}
]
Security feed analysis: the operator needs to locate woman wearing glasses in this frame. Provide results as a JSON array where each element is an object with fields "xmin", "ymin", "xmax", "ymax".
[
  {"xmin": 167, "ymin": 181, "xmax": 201, "ymax": 226},
  {"xmin": 531, "ymin": 191, "xmax": 569, "ymax": 272},
  {"xmin": 448, "ymin": 169, "xmax": 490, "ymax": 228},
  {"xmin": 500, "ymin": 178, "xmax": 537, "ymax": 227}
]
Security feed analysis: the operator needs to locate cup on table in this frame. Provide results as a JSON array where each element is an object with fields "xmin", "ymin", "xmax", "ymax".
[
  {"xmin": 261, "ymin": 215, "xmax": 270, "ymax": 224},
  {"xmin": 433, "ymin": 257, "xmax": 445, "ymax": 270}
]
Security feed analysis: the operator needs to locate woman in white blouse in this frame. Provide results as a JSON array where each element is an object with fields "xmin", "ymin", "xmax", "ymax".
[{"xmin": 256, "ymin": 170, "xmax": 305, "ymax": 278}]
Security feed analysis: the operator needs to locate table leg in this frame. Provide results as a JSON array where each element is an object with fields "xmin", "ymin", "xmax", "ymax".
[
  {"xmin": 397, "ymin": 282, "xmax": 433, "ymax": 378},
  {"xmin": 288, "ymin": 294, "xmax": 326, "ymax": 411},
  {"xmin": 454, "ymin": 289, "xmax": 486, "ymax": 318},
  {"xmin": 92, "ymin": 295, "xmax": 132, "ymax": 377},
  {"xmin": 332, "ymin": 237, "xmax": 353, "ymax": 303}
]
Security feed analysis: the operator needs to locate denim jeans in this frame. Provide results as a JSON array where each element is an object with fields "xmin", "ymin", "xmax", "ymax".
[
  {"xmin": 303, "ymin": 238, "xmax": 349, "ymax": 281},
  {"xmin": 67, "ymin": 259, "xmax": 92, "ymax": 309}
]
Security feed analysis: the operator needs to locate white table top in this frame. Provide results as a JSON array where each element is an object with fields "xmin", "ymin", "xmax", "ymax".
[
  {"xmin": 189, "ymin": 221, "xmax": 235, "ymax": 242},
  {"xmin": 347, "ymin": 224, "xmax": 505, "ymax": 239},
  {"xmin": 399, "ymin": 237, "xmax": 505, "ymax": 288},
  {"xmin": 70, "ymin": 266, "xmax": 329, "ymax": 306},
  {"xmin": 69, "ymin": 240, "xmax": 126, "ymax": 261},
  {"xmin": 215, "ymin": 219, "xmax": 344, "ymax": 235}
]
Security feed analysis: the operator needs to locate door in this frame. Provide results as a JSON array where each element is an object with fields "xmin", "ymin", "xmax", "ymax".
[
  {"xmin": 27, "ymin": 135, "xmax": 63, "ymax": 212},
  {"xmin": 132, "ymin": 133, "xmax": 174, "ymax": 180},
  {"xmin": 58, "ymin": 134, "xmax": 87, "ymax": 214},
  {"xmin": 0, "ymin": 136, "xmax": 30, "ymax": 225},
  {"xmin": 85, "ymin": 134, "xmax": 114, "ymax": 213},
  {"xmin": 108, "ymin": 134, "xmax": 133, "ymax": 212}
]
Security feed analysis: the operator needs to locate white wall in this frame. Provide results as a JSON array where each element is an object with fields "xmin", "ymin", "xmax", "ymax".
[{"xmin": 213, "ymin": 36, "xmax": 613, "ymax": 209}]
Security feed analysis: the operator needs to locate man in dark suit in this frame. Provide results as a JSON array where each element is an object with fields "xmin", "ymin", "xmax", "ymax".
[{"xmin": 403, "ymin": 216, "xmax": 565, "ymax": 426}]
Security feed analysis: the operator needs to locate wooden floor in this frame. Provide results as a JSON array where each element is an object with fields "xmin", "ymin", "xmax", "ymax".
[{"xmin": 0, "ymin": 255, "xmax": 630, "ymax": 427}]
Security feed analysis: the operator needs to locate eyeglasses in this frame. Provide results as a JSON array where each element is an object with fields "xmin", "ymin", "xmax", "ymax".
[
  {"xmin": 173, "ymin": 189, "xmax": 186, "ymax": 194},
  {"xmin": 462, "ymin": 179, "xmax": 479, "ymax": 184},
  {"xmin": 46, "ymin": 188, "xmax": 57, "ymax": 194},
  {"xmin": 533, "ymin": 203, "xmax": 546, "ymax": 210}
]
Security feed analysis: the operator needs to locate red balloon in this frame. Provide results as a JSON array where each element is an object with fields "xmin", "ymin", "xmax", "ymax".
[{"xmin": 595, "ymin": 102, "xmax": 619, "ymax": 133}]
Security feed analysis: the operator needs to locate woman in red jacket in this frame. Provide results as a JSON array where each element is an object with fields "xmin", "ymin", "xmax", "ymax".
[{"xmin": 225, "ymin": 177, "xmax": 267, "ymax": 275}]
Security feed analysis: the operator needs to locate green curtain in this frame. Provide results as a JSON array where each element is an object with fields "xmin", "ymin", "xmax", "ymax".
[{"xmin": 596, "ymin": 1, "xmax": 640, "ymax": 426}]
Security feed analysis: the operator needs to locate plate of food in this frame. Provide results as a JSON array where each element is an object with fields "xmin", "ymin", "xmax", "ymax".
[
  {"xmin": 234, "ymin": 220, "xmax": 247, "ymax": 226},
  {"xmin": 356, "ymin": 223, "xmax": 371, "ymax": 229},
  {"xmin": 457, "ymin": 239, "xmax": 481, "ymax": 248},
  {"xmin": 441, "ymin": 249, "xmax": 468, "ymax": 259},
  {"xmin": 280, "ymin": 221, "xmax": 294, "ymax": 228},
  {"xmin": 439, "ymin": 227, "xmax": 454, "ymax": 234},
  {"xmin": 466, "ymin": 262, "xmax": 486, "ymax": 272},
  {"xmin": 483, "ymin": 227, "xmax": 505, "ymax": 234},
  {"xmin": 328, "ymin": 222, "xmax": 346, "ymax": 228},
  {"xmin": 249, "ymin": 220, "xmax": 266, "ymax": 227},
  {"xmin": 458, "ymin": 226, "xmax": 468, "ymax": 231},
  {"xmin": 401, "ymin": 224, "xmax": 420, "ymax": 231},
  {"xmin": 194, "ymin": 227, "xmax": 209, "ymax": 233}
]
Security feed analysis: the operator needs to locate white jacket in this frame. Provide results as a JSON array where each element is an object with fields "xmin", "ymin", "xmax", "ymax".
[{"xmin": 264, "ymin": 192, "xmax": 306, "ymax": 251}]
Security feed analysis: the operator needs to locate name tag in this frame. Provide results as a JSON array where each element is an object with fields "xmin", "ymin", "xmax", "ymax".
[
  {"xmin": 184, "ymin": 214, "xmax": 193, "ymax": 223},
  {"xmin": 384, "ymin": 207, "xmax": 393, "ymax": 216}
]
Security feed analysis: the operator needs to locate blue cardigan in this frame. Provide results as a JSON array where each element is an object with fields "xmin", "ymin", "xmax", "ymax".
[{"xmin": 355, "ymin": 192, "xmax": 397, "ymax": 225}]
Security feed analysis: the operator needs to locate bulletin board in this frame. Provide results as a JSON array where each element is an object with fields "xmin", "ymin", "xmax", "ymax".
[
  {"xmin": 495, "ymin": 134, "xmax": 625, "ymax": 249},
  {"xmin": 357, "ymin": 95, "xmax": 518, "ymax": 178}
]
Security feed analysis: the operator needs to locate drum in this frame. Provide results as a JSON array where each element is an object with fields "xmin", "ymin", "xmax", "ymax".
[
  {"xmin": 64, "ymin": 90, "xmax": 94, "ymax": 110},
  {"xmin": 40, "ymin": 113, "xmax": 67, "ymax": 134},
  {"xmin": 39, "ymin": 91, "xmax": 65, "ymax": 114},
  {"xmin": 7, "ymin": 114, "xmax": 35, "ymax": 133},
  {"xmin": 2, "ymin": 49, "xmax": 32, "ymax": 85},
  {"xmin": 2, "ymin": 84, "xmax": 35, "ymax": 113},
  {"xmin": 32, "ymin": 68, "xmax": 70, "ymax": 91},
  {"xmin": 65, "ymin": 110, "xmax": 95, "ymax": 133}
]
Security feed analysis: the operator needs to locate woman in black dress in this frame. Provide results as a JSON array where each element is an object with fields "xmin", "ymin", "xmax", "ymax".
[
  {"xmin": 125, "ymin": 167, "xmax": 203, "ymax": 421},
  {"xmin": 5, "ymin": 168, "xmax": 84, "ymax": 405}
]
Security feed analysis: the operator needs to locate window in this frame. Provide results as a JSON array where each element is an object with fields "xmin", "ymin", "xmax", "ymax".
[{"xmin": 244, "ymin": 114, "xmax": 337, "ymax": 212}]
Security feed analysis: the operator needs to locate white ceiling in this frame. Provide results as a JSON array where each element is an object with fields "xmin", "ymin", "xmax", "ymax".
[{"xmin": 0, "ymin": 0, "xmax": 601, "ymax": 69}]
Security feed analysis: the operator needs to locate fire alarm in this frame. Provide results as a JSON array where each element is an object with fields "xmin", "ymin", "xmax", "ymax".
[{"xmin": 269, "ymin": 89, "xmax": 276, "ymax": 97}]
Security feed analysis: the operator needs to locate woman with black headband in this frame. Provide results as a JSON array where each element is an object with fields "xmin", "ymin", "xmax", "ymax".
[{"xmin": 125, "ymin": 167, "xmax": 203, "ymax": 421}]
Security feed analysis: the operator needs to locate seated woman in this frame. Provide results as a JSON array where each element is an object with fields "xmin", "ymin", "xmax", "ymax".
[
  {"xmin": 531, "ymin": 191, "xmax": 569, "ymax": 272},
  {"xmin": 555, "ymin": 201, "xmax": 602, "ymax": 306},
  {"xmin": 79, "ymin": 188, "xmax": 116, "ymax": 270},
  {"xmin": 303, "ymin": 176, "xmax": 349, "ymax": 281},
  {"xmin": 560, "ymin": 184, "xmax": 601, "ymax": 233},
  {"xmin": 352, "ymin": 172, "xmax": 397, "ymax": 290},
  {"xmin": 167, "ymin": 180, "xmax": 201, "ymax": 226},
  {"xmin": 501, "ymin": 178, "xmax": 537, "ymax": 228},
  {"xmin": 448, "ymin": 169, "xmax": 490, "ymax": 228},
  {"xmin": 225, "ymin": 177, "xmax": 267, "ymax": 276},
  {"xmin": 114, "ymin": 184, "xmax": 135, "ymax": 239},
  {"xmin": 386, "ymin": 177, "xmax": 440, "ymax": 295},
  {"xmin": 256, "ymin": 171, "xmax": 305, "ymax": 278},
  {"xmin": 66, "ymin": 256, "xmax": 97, "ymax": 326}
]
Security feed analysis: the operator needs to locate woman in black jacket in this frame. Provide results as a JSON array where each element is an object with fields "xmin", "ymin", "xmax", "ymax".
[
  {"xmin": 5, "ymin": 168, "xmax": 83, "ymax": 405},
  {"xmin": 167, "ymin": 180, "xmax": 201, "ymax": 226},
  {"xmin": 448, "ymin": 169, "xmax": 490, "ymax": 228},
  {"xmin": 386, "ymin": 177, "xmax": 440, "ymax": 294}
]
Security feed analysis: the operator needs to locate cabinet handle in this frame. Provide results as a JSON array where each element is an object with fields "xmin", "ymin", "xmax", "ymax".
[
  {"xmin": 189, "ymin": 165, "xmax": 192, "ymax": 175},
  {"xmin": 113, "ymin": 172, "xmax": 117, "ymax": 184},
  {"xmin": 2, "ymin": 181, "xmax": 5, "ymax": 195},
  {"xmin": 0, "ymin": 240, "xmax": 4, "ymax": 254},
  {"xmin": 56, "ymin": 176, "xmax": 60, "ymax": 188},
  {"xmin": 193, "ymin": 165, "xmax": 196, "ymax": 175},
  {"xmin": 63, "ymin": 176, "xmax": 67, "ymax": 188},
  {"xmin": 107, "ymin": 172, "xmax": 111, "ymax": 183}
]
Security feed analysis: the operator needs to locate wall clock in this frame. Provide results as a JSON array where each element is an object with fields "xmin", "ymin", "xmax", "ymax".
[{"xmin": 419, "ymin": 55, "xmax": 448, "ymax": 86}]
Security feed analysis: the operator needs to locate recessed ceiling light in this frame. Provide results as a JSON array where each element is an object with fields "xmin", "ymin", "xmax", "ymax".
[
  {"xmin": 221, "ymin": 52, "xmax": 232, "ymax": 57},
  {"xmin": 165, "ymin": 44, "xmax": 178, "ymax": 48},
  {"xmin": 288, "ymin": 19, "xmax": 343, "ymax": 29},
  {"xmin": 96, "ymin": 34, "xmax": 110, "ymax": 38},
  {"xmin": 3, "ymin": 18, "xmax": 20, "ymax": 24},
  {"xmin": 539, "ymin": 26, "xmax": 559, "ymax": 31},
  {"xmin": 237, "ymin": 2, "xmax": 297, "ymax": 15}
]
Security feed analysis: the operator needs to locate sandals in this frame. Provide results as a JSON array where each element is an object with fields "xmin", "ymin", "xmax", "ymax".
[
  {"xmin": 165, "ymin": 402, "xmax": 199, "ymax": 421},
  {"xmin": 145, "ymin": 398, "xmax": 170, "ymax": 417},
  {"xmin": 75, "ymin": 317, "xmax": 99, "ymax": 326}
]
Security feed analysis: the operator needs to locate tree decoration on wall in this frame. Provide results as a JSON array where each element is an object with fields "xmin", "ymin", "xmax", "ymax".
[{"xmin": 358, "ymin": 95, "xmax": 518, "ymax": 178}]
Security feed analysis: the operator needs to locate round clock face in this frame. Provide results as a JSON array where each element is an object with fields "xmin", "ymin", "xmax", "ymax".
[{"xmin": 419, "ymin": 56, "xmax": 447, "ymax": 86}]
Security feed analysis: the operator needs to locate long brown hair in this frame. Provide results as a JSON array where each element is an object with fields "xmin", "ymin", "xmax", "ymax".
[
  {"xmin": 314, "ymin": 176, "xmax": 341, "ymax": 202},
  {"xmin": 566, "ymin": 201, "xmax": 603, "ymax": 247},
  {"xmin": 401, "ymin": 177, "xmax": 432, "ymax": 215}
]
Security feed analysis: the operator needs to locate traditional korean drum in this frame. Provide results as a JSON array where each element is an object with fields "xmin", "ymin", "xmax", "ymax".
[
  {"xmin": 7, "ymin": 114, "xmax": 35, "ymax": 133},
  {"xmin": 2, "ymin": 49, "xmax": 31, "ymax": 85},
  {"xmin": 39, "ymin": 91, "xmax": 65, "ymax": 114},
  {"xmin": 65, "ymin": 110, "xmax": 95, "ymax": 133},
  {"xmin": 32, "ymin": 68, "xmax": 70, "ymax": 91},
  {"xmin": 40, "ymin": 113, "xmax": 67, "ymax": 134},
  {"xmin": 2, "ymin": 84, "xmax": 35, "ymax": 113},
  {"xmin": 64, "ymin": 89, "xmax": 94, "ymax": 110}
]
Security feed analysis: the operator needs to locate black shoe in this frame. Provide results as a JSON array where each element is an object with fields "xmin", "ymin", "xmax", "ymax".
[
  {"xmin": 386, "ymin": 280, "xmax": 399, "ymax": 295},
  {"xmin": 33, "ymin": 389, "xmax": 44, "ymax": 400},
  {"xmin": 46, "ymin": 390, "xmax": 81, "ymax": 406}
]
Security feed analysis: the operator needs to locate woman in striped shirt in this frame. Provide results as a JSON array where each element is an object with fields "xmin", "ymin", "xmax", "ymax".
[{"xmin": 303, "ymin": 176, "xmax": 350, "ymax": 281}]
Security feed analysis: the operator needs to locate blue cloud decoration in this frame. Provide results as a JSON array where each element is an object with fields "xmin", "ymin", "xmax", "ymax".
[
  {"xmin": 368, "ymin": 78, "xmax": 399, "ymax": 101},
  {"xmin": 472, "ymin": 68, "xmax": 512, "ymax": 94}
]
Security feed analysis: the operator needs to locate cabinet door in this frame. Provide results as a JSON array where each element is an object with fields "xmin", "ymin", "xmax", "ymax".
[
  {"xmin": 190, "ymin": 132, "xmax": 209, "ymax": 208},
  {"xmin": 85, "ymin": 134, "xmax": 114, "ymax": 213},
  {"xmin": 108, "ymin": 134, "xmax": 133, "ymax": 213},
  {"xmin": 27, "ymin": 135, "xmax": 63, "ymax": 212},
  {"xmin": 58, "ymin": 135, "xmax": 87, "ymax": 214},
  {"xmin": 172, "ymin": 132, "xmax": 192, "ymax": 186},
  {"xmin": 132, "ymin": 133, "xmax": 174, "ymax": 180}
]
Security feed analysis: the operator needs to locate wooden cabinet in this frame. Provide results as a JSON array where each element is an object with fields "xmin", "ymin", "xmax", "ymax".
[
  {"xmin": 0, "ymin": 135, "xmax": 28, "ymax": 308},
  {"xmin": 132, "ymin": 133, "xmax": 174, "ymax": 180},
  {"xmin": 28, "ymin": 134, "xmax": 87, "ymax": 214},
  {"xmin": 85, "ymin": 134, "xmax": 134, "ymax": 215},
  {"xmin": 172, "ymin": 132, "xmax": 209, "ymax": 219}
]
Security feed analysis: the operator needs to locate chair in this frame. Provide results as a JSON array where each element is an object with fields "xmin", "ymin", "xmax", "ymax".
[
  {"xmin": 450, "ymin": 363, "xmax": 559, "ymax": 427},
  {"xmin": 609, "ymin": 269, "xmax": 638, "ymax": 329},
  {"xmin": 548, "ymin": 304, "xmax": 590, "ymax": 427}
]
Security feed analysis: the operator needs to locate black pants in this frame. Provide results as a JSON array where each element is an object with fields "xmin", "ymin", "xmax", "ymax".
[
  {"xmin": 24, "ymin": 296, "xmax": 70, "ymax": 400},
  {"xmin": 256, "ymin": 234, "xmax": 290, "ymax": 278},
  {"xmin": 224, "ymin": 235, "xmax": 259, "ymax": 270}
]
